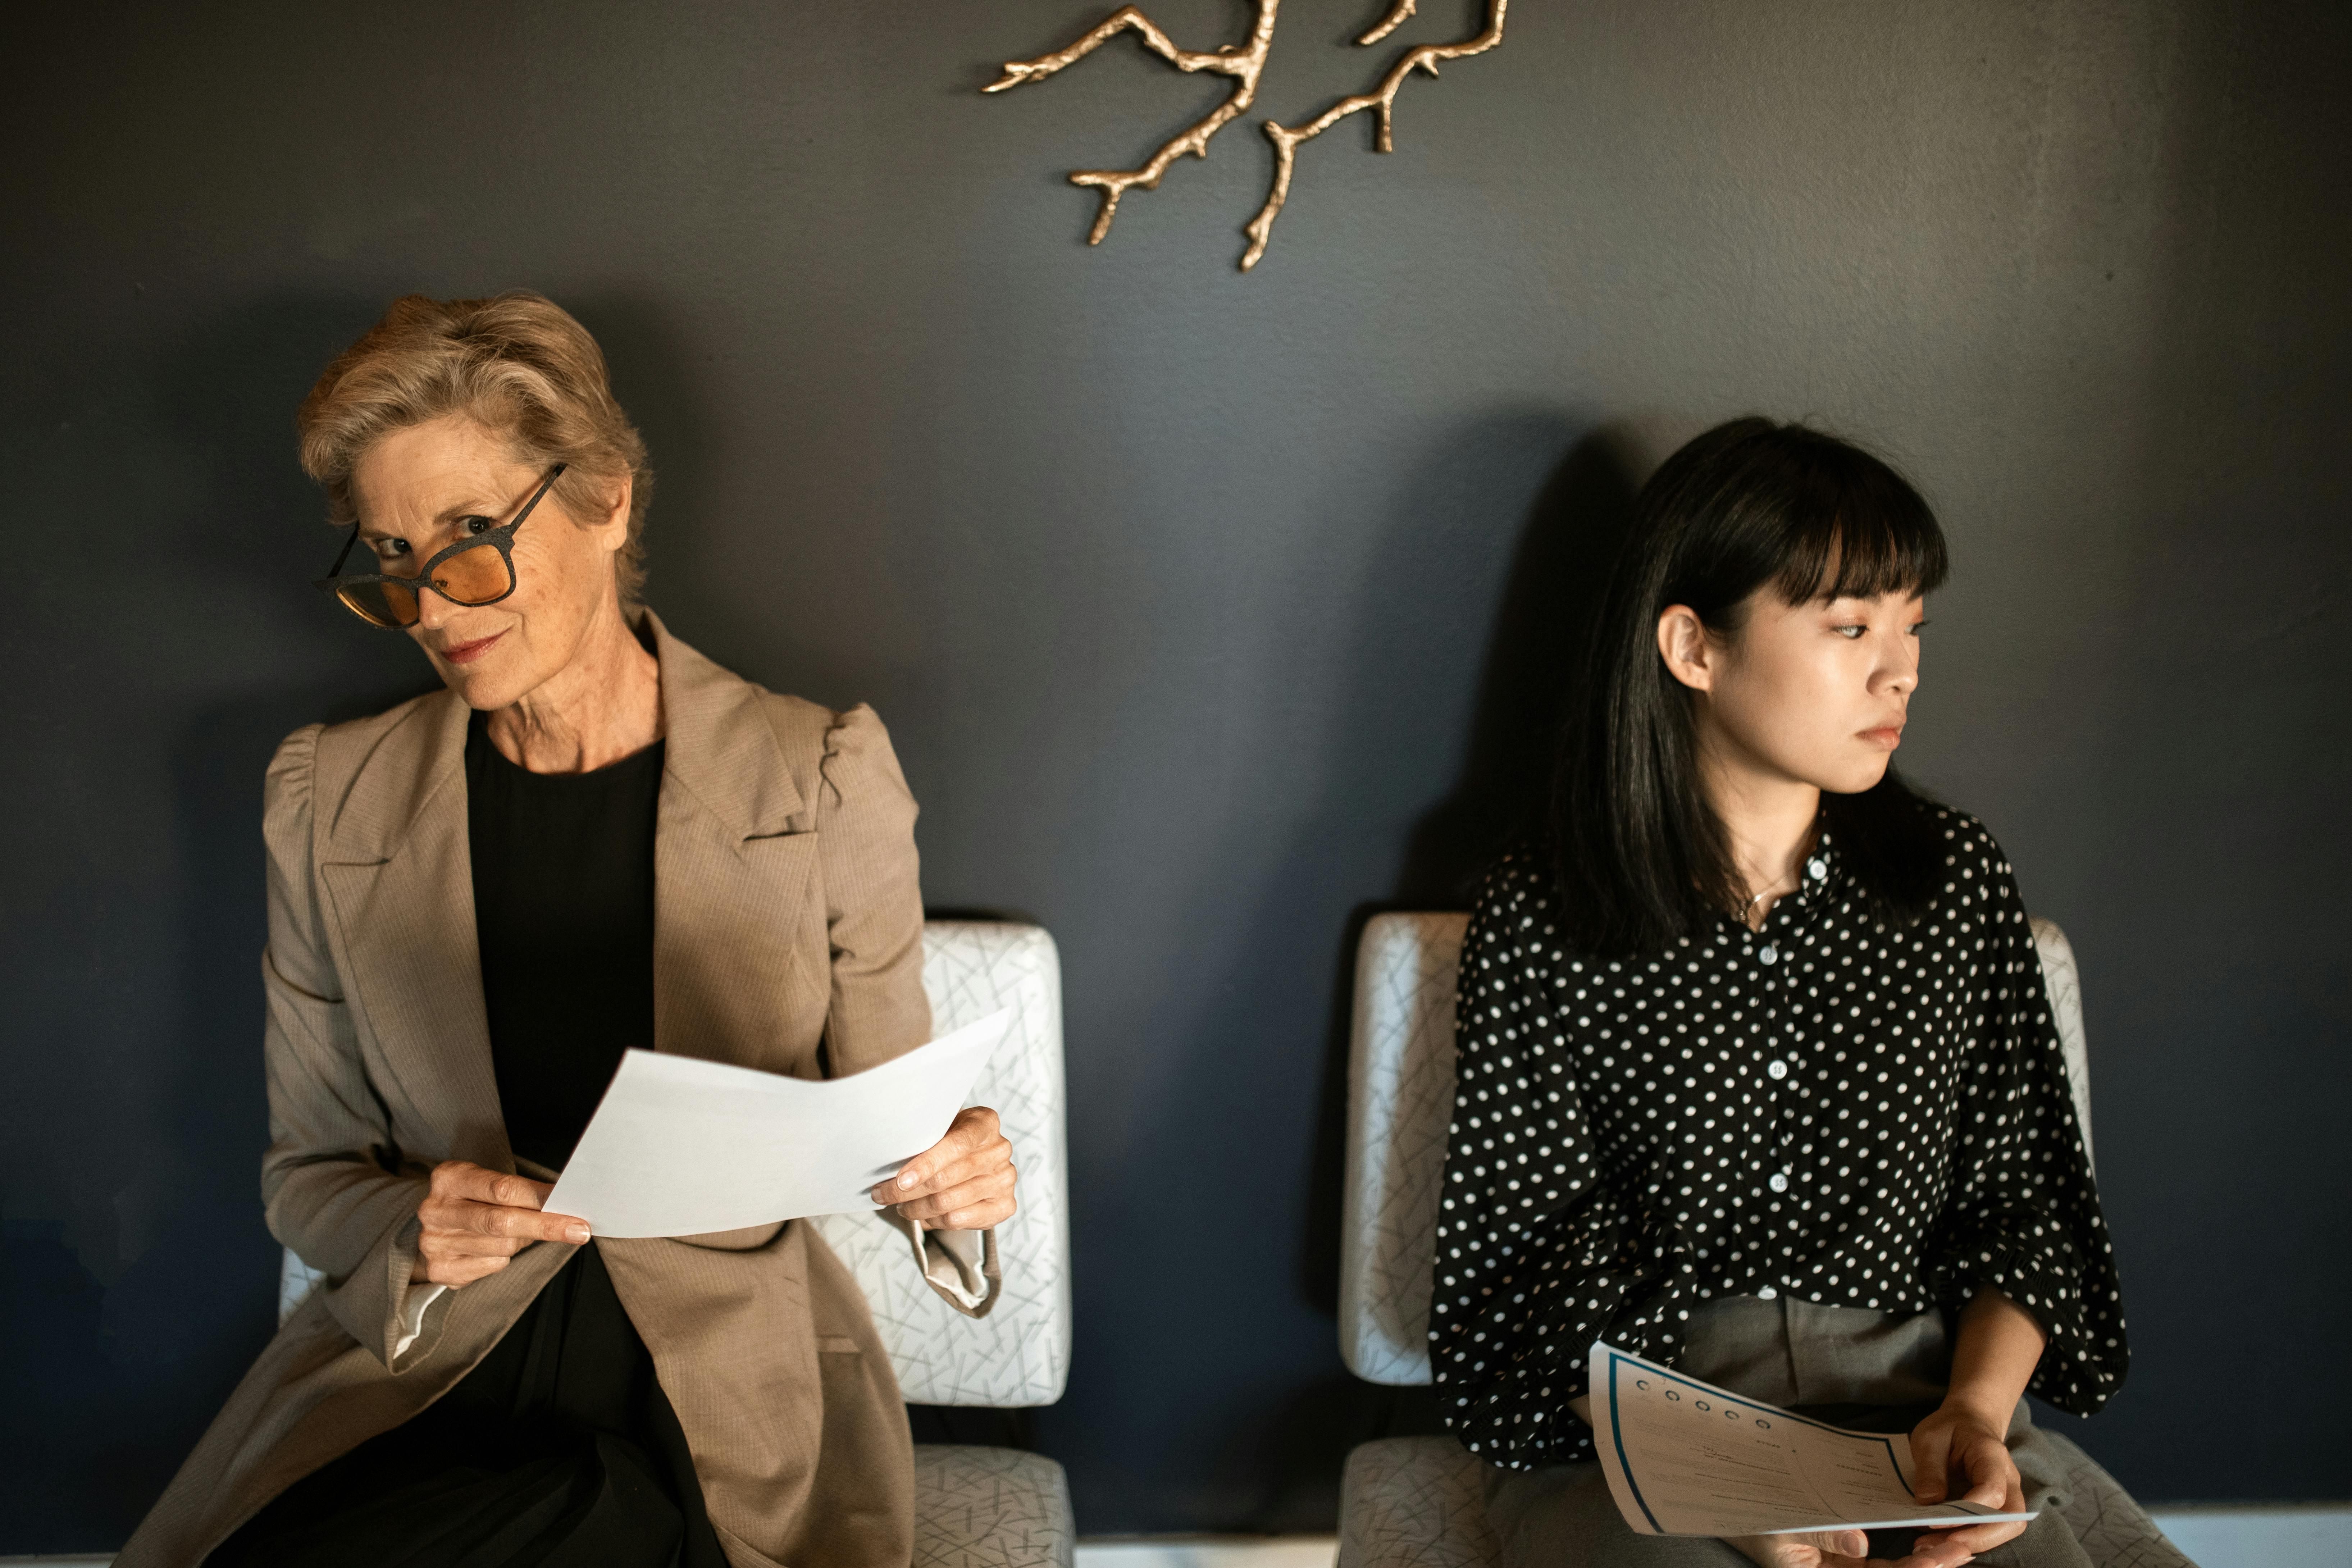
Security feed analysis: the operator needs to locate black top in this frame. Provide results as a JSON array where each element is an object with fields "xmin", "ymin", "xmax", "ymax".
[
  {"xmin": 213, "ymin": 715, "xmax": 724, "ymax": 1568},
  {"xmin": 467, "ymin": 711, "xmax": 665, "ymax": 1170},
  {"xmin": 1431, "ymin": 811, "xmax": 2128, "ymax": 1469}
]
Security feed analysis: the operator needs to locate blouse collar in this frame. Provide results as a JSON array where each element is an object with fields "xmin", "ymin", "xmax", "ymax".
[{"xmin": 1745, "ymin": 824, "xmax": 1840, "ymax": 939}]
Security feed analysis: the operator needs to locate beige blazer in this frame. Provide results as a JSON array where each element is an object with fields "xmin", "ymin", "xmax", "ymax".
[{"xmin": 121, "ymin": 611, "xmax": 988, "ymax": 1568}]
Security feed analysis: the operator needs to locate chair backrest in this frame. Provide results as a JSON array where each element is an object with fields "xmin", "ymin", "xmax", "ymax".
[
  {"xmin": 278, "ymin": 919, "xmax": 1072, "ymax": 1409},
  {"xmin": 813, "ymin": 920, "xmax": 1072, "ymax": 1407},
  {"xmin": 1337, "ymin": 910, "xmax": 2092, "ymax": 1387}
]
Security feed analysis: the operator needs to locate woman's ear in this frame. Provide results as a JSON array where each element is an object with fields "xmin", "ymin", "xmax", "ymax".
[
  {"xmin": 595, "ymin": 474, "xmax": 633, "ymax": 552},
  {"xmin": 1657, "ymin": 605, "xmax": 1717, "ymax": 692}
]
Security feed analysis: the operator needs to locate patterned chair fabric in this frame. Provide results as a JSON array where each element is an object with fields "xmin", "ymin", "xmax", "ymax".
[
  {"xmin": 1337, "ymin": 915, "xmax": 2184, "ymax": 1568},
  {"xmin": 912, "ymin": 1445, "xmax": 1077, "ymax": 1568},
  {"xmin": 1339, "ymin": 1437, "xmax": 1501, "ymax": 1568},
  {"xmin": 282, "ymin": 920, "xmax": 1073, "ymax": 1408},
  {"xmin": 1338, "ymin": 913, "xmax": 1471, "ymax": 1389},
  {"xmin": 811, "ymin": 920, "xmax": 1074, "ymax": 1408}
]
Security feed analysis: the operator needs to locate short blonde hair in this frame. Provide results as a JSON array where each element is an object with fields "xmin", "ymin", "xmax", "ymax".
[{"xmin": 297, "ymin": 292, "xmax": 655, "ymax": 602}]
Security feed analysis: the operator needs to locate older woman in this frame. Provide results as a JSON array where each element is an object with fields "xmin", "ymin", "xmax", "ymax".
[{"xmin": 120, "ymin": 293, "xmax": 1016, "ymax": 1568}]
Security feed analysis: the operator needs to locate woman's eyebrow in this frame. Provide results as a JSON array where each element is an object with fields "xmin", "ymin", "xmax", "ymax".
[{"xmin": 355, "ymin": 497, "xmax": 496, "ymax": 540}]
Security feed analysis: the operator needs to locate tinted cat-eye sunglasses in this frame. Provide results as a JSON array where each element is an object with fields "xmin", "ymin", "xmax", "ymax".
[{"xmin": 314, "ymin": 463, "xmax": 566, "ymax": 628}]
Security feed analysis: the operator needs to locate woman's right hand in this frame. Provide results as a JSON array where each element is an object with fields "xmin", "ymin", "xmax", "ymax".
[
  {"xmin": 1588, "ymin": 1396, "xmax": 1962, "ymax": 1565},
  {"xmin": 1727, "ymin": 1530, "xmax": 1974, "ymax": 1568},
  {"xmin": 412, "ymin": 1160, "xmax": 590, "ymax": 1287}
]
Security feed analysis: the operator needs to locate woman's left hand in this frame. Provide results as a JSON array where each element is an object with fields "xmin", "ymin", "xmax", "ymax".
[
  {"xmin": 1904, "ymin": 1397, "xmax": 2030, "ymax": 1560},
  {"xmin": 872, "ymin": 1106, "xmax": 1017, "ymax": 1230}
]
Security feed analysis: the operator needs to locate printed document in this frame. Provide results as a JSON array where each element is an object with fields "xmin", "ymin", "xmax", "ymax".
[
  {"xmin": 544, "ymin": 1010, "xmax": 1012, "ymax": 1238},
  {"xmin": 1590, "ymin": 1339, "xmax": 2036, "ymax": 1537}
]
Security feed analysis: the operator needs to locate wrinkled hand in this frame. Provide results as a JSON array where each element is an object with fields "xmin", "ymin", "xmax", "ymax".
[
  {"xmin": 1906, "ymin": 1396, "xmax": 2029, "ymax": 1561},
  {"xmin": 871, "ymin": 1106, "xmax": 1016, "ymax": 1231},
  {"xmin": 411, "ymin": 1159, "xmax": 588, "ymax": 1287}
]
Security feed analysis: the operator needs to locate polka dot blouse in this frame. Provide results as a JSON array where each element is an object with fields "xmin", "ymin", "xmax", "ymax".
[{"xmin": 1431, "ymin": 811, "xmax": 2128, "ymax": 1469}]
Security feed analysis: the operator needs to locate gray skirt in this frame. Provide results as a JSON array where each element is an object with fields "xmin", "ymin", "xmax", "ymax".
[{"xmin": 1483, "ymin": 1295, "xmax": 2092, "ymax": 1568}]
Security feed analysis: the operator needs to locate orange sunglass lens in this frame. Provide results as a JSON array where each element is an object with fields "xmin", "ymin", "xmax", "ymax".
[
  {"xmin": 339, "ymin": 578, "xmax": 419, "ymax": 628},
  {"xmin": 430, "ymin": 542, "xmax": 513, "ymax": 606}
]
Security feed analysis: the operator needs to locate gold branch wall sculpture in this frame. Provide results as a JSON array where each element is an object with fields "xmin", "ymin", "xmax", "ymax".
[
  {"xmin": 987, "ymin": 1, "xmax": 1508, "ymax": 272},
  {"xmin": 1243, "ymin": 1, "xmax": 1507, "ymax": 271},
  {"xmin": 985, "ymin": 3, "xmax": 1281, "ymax": 247}
]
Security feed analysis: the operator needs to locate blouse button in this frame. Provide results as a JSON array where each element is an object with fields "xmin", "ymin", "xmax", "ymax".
[
  {"xmin": 1759, "ymin": 945, "xmax": 1779, "ymax": 965},
  {"xmin": 1767, "ymin": 1059, "xmax": 1788, "ymax": 1080},
  {"xmin": 1807, "ymin": 857, "xmax": 1828, "ymax": 882},
  {"xmin": 1757, "ymin": 1285, "xmax": 1779, "ymax": 1300},
  {"xmin": 1768, "ymin": 1171, "xmax": 1790, "ymax": 1193}
]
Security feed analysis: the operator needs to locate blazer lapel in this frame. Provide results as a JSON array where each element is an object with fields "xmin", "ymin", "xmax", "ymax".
[
  {"xmin": 312, "ymin": 614, "xmax": 819, "ymax": 1172},
  {"xmin": 642, "ymin": 611, "xmax": 822, "ymax": 1076},
  {"xmin": 316, "ymin": 692, "xmax": 513, "ymax": 1171}
]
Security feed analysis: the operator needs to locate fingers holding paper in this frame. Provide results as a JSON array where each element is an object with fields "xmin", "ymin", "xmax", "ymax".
[
  {"xmin": 1726, "ymin": 1530, "xmax": 1868, "ymax": 1567},
  {"xmin": 414, "ymin": 1159, "xmax": 591, "ymax": 1286},
  {"xmin": 1906, "ymin": 1405, "xmax": 2029, "ymax": 1559},
  {"xmin": 874, "ymin": 1105, "xmax": 1016, "ymax": 1230},
  {"xmin": 1729, "ymin": 1529, "xmax": 1968, "ymax": 1568}
]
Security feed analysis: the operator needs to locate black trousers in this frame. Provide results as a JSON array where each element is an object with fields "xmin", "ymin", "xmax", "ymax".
[{"xmin": 210, "ymin": 1246, "xmax": 727, "ymax": 1568}]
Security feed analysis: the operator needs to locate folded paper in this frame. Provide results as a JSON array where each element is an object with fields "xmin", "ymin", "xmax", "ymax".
[
  {"xmin": 544, "ymin": 1010, "xmax": 1012, "ymax": 1239},
  {"xmin": 1592, "ymin": 1339, "xmax": 2037, "ymax": 1538}
]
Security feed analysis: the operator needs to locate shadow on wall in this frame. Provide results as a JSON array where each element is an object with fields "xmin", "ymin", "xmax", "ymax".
[
  {"xmin": 1135, "ymin": 419, "xmax": 1652, "ymax": 1529},
  {"xmin": 1293, "ymin": 417, "xmax": 1646, "ymax": 1375},
  {"xmin": 1397, "ymin": 428, "xmax": 1649, "ymax": 906},
  {"xmin": 1314, "ymin": 418, "xmax": 1645, "ymax": 1264}
]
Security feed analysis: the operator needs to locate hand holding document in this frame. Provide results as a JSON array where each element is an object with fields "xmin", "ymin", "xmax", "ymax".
[
  {"xmin": 543, "ymin": 1010, "xmax": 1011, "ymax": 1239},
  {"xmin": 1590, "ymin": 1340, "xmax": 2036, "ymax": 1539}
]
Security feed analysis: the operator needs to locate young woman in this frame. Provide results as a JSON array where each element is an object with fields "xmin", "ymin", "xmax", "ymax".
[{"xmin": 1432, "ymin": 420, "xmax": 2131, "ymax": 1568}]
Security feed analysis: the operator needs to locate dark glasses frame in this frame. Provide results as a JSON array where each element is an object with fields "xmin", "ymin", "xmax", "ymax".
[{"xmin": 314, "ymin": 463, "xmax": 568, "ymax": 628}]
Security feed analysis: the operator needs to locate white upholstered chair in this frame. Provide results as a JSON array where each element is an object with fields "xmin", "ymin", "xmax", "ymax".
[
  {"xmin": 1335, "ymin": 912, "xmax": 2189, "ymax": 1568},
  {"xmin": 278, "ymin": 920, "xmax": 1075, "ymax": 1568}
]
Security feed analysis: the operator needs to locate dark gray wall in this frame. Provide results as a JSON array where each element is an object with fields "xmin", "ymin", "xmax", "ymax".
[{"xmin": 3, "ymin": 0, "xmax": 2346, "ymax": 1549}]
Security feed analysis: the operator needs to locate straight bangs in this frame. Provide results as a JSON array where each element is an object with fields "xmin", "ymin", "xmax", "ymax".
[{"xmin": 1770, "ymin": 453, "xmax": 1951, "ymax": 607}]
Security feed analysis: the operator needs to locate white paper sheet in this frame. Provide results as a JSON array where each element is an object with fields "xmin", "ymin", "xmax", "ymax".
[
  {"xmin": 542, "ymin": 1010, "xmax": 1012, "ymax": 1239},
  {"xmin": 1590, "ymin": 1340, "xmax": 2037, "ymax": 1538}
]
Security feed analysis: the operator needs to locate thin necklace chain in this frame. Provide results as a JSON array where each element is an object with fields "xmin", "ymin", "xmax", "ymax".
[{"xmin": 1737, "ymin": 820, "xmax": 1823, "ymax": 924}]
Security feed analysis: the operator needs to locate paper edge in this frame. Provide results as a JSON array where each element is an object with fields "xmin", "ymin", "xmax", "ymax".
[
  {"xmin": 1591, "ymin": 1344, "xmax": 1665, "ymax": 1535},
  {"xmin": 1752, "ymin": 1510, "xmax": 2039, "ymax": 1536}
]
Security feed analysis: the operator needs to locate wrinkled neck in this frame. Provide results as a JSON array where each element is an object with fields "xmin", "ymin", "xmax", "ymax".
[{"xmin": 487, "ymin": 602, "xmax": 664, "ymax": 774}]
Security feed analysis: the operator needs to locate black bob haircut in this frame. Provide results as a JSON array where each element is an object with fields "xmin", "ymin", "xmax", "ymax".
[{"xmin": 1546, "ymin": 417, "xmax": 1952, "ymax": 956}]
